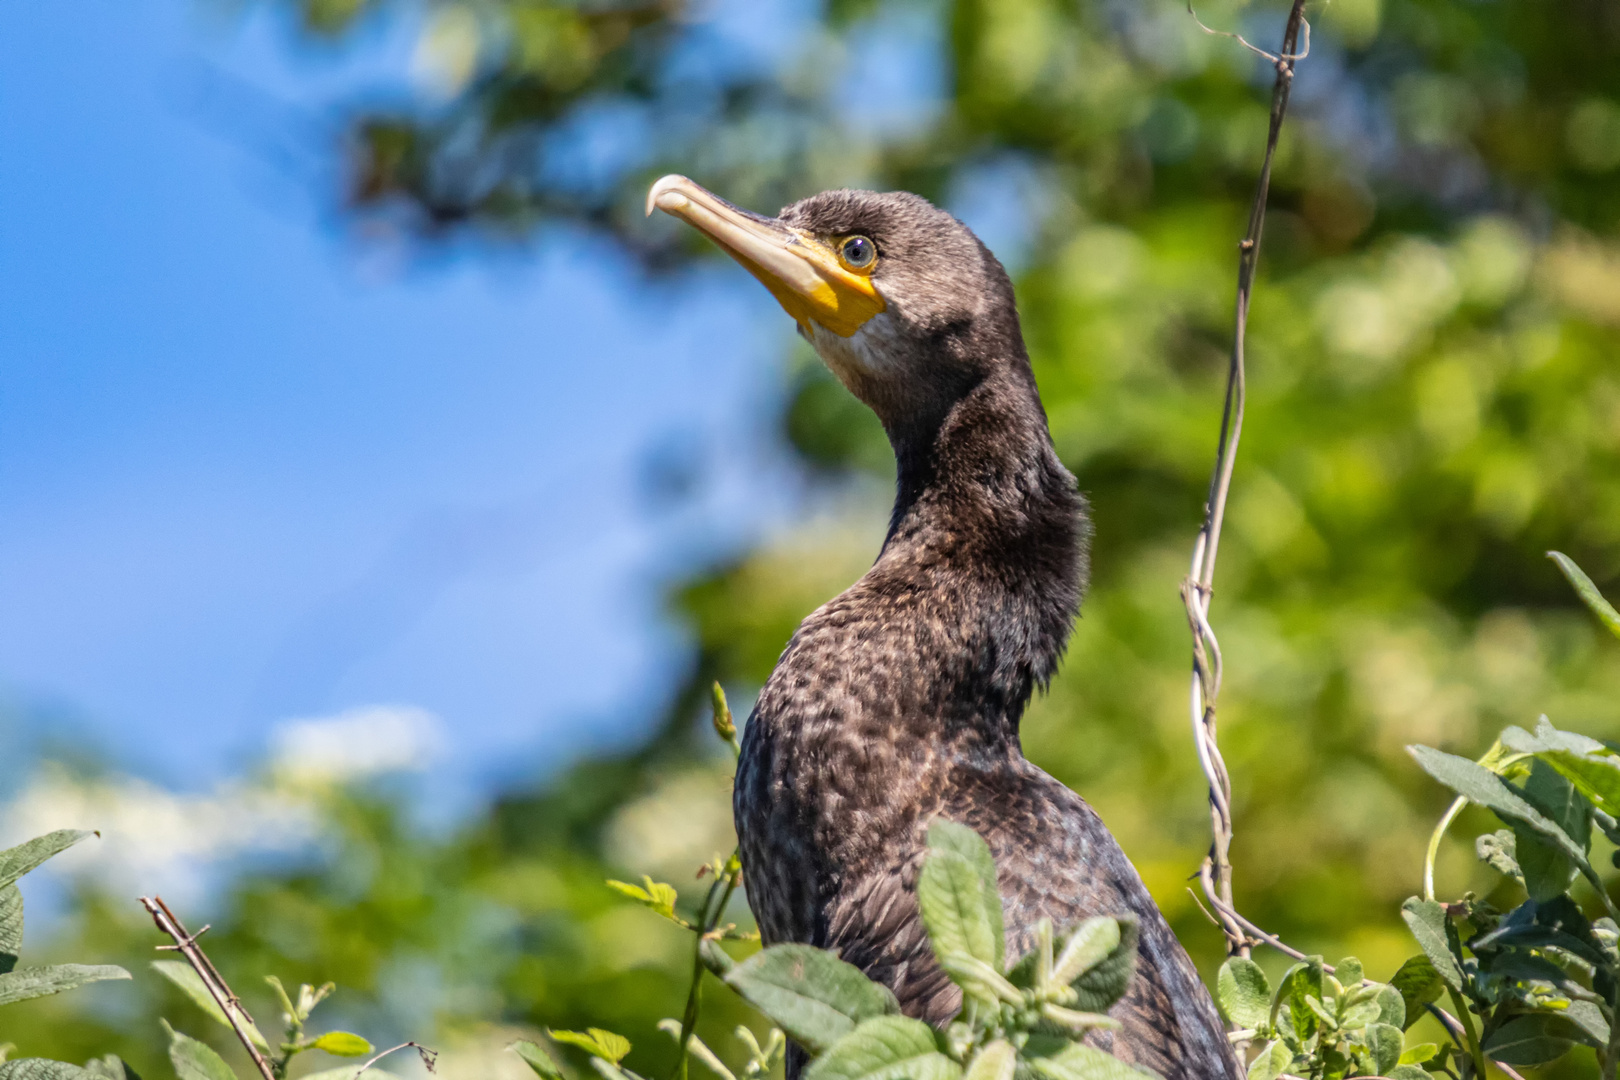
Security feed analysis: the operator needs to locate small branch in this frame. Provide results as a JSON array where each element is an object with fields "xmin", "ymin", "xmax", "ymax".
[
  {"xmin": 140, "ymin": 896, "xmax": 277, "ymax": 1080},
  {"xmin": 349, "ymin": 1041, "xmax": 438, "ymax": 1079},
  {"xmin": 1182, "ymin": 0, "xmax": 1310, "ymax": 964}
]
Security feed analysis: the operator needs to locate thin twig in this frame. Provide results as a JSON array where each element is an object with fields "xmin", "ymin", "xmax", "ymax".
[
  {"xmin": 348, "ymin": 1041, "xmax": 438, "ymax": 1079},
  {"xmin": 140, "ymin": 896, "xmax": 277, "ymax": 1080},
  {"xmin": 1183, "ymin": 0, "xmax": 1310, "ymax": 964}
]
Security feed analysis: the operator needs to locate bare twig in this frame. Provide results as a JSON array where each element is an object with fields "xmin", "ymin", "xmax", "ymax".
[
  {"xmin": 1183, "ymin": 0, "xmax": 1310, "ymax": 963},
  {"xmin": 349, "ymin": 1041, "xmax": 438, "ymax": 1079},
  {"xmin": 140, "ymin": 895, "xmax": 277, "ymax": 1080}
]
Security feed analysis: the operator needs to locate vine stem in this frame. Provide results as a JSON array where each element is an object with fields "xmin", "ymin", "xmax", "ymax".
[{"xmin": 1183, "ymin": 0, "xmax": 1309, "ymax": 962}]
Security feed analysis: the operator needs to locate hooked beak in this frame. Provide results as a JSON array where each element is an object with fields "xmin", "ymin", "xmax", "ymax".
[{"xmin": 646, "ymin": 174, "xmax": 885, "ymax": 338}]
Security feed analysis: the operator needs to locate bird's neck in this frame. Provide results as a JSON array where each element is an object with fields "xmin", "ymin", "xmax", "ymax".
[{"xmin": 865, "ymin": 365, "xmax": 1089, "ymax": 747}]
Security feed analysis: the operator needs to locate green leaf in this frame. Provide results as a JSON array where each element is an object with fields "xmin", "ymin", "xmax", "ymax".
[
  {"xmin": 918, "ymin": 820, "xmax": 1004, "ymax": 972},
  {"xmin": 0, "ymin": 886, "xmax": 21, "ymax": 975},
  {"xmin": 1528, "ymin": 747, "xmax": 1620, "ymax": 820},
  {"xmin": 0, "ymin": 1063, "xmax": 94, "ymax": 1080},
  {"xmin": 1373, "ymin": 984, "xmax": 1405, "ymax": 1029},
  {"xmin": 1388, "ymin": 955, "xmax": 1443, "ymax": 1029},
  {"xmin": 512, "ymin": 1042, "xmax": 563, "ymax": 1080},
  {"xmin": 1387, "ymin": 1067, "xmax": 1429, "ymax": 1080},
  {"xmin": 1549, "ymin": 551, "xmax": 1620, "ymax": 639},
  {"xmin": 961, "ymin": 1041, "xmax": 1015, "ymax": 1080},
  {"xmin": 1070, "ymin": 918, "xmax": 1138, "ymax": 1013},
  {"xmin": 1397, "ymin": 1044, "xmax": 1437, "ymax": 1065},
  {"xmin": 1028, "ymin": 1041, "xmax": 1163, "ymax": 1080},
  {"xmin": 0, "ymin": 964, "xmax": 130, "ymax": 1006},
  {"xmin": 1481, "ymin": 1013, "xmax": 1578, "ymax": 1066},
  {"xmin": 717, "ymin": 944, "xmax": 898, "ymax": 1055},
  {"xmin": 605, "ymin": 876, "xmax": 683, "ymax": 923},
  {"xmin": 1335, "ymin": 956, "xmax": 1364, "ymax": 987},
  {"xmin": 1475, "ymin": 830, "xmax": 1521, "ymax": 879},
  {"xmin": 312, "ymin": 1032, "xmax": 373, "ymax": 1057},
  {"xmin": 164, "ymin": 1023, "xmax": 238, "ymax": 1080},
  {"xmin": 1408, "ymin": 747, "xmax": 1593, "ymax": 873},
  {"xmin": 1244, "ymin": 1041, "xmax": 1290, "ymax": 1080},
  {"xmin": 803, "ymin": 1016, "xmax": 958, "ymax": 1080},
  {"xmin": 1399, "ymin": 901, "xmax": 1462, "ymax": 991},
  {"xmin": 1050, "ymin": 918, "xmax": 1121, "ymax": 987},
  {"xmin": 1216, "ymin": 957, "xmax": 1270, "ymax": 1030},
  {"xmin": 150, "ymin": 962, "xmax": 270, "ymax": 1050},
  {"xmin": 1514, "ymin": 759, "xmax": 1589, "ymax": 901},
  {"xmin": 0, "ymin": 832, "xmax": 93, "ymax": 890},
  {"xmin": 1276, "ymin": 958, "xmax": 1324, "ymax": 1045},
  {"xmin": 1562, "ymin": 1000, "xmax": 1611, "ymax": 1048},
  {"xmin": 549, "ymin": 1029, "xmax": 631, "ymax": 1065},
  {"xmin": 82, "ymin": 1058, "xmax": 139, "ymax": 1080},
  {"xmin": 1364, "ymin": 1022, "xmax": 1402, "ymax": 1074}
]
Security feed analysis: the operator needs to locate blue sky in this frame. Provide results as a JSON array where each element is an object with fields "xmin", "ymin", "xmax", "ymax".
[{"xmin": 0, "ymin": 0, "xmax": 817, "ymax": 794}]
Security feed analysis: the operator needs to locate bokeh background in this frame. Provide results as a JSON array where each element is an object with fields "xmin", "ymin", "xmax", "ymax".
[{"xmin": 4, "ymin": 0, "xmax": 1620, "ymax": 1075}]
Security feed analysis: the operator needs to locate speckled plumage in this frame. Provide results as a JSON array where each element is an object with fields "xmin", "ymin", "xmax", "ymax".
[{"xmin": 730, "ymin": 189, "xmax": 1241, "ymax": 1080}]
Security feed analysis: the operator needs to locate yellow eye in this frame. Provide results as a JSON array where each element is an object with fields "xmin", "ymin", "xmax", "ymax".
[{"xmin": 839, "ymin": 235, "xmax": 876, "ymax": 271}]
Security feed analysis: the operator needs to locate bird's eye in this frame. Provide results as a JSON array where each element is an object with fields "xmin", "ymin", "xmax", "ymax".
[{"xmin": 839, "ymin": 235, "xmax": 876, "ymax": 270}]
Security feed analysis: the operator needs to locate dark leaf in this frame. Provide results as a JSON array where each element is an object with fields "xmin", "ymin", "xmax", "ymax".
[
  {"xmin": 1389, "ymin": 954, "xmax": 1445, "ymax": 1029},
  {"xmin": 1277, "ymin": 957, "xmax": 1325, "ymax": 1045},
  {"xmin": 1399, "ymin": 901, "xmax": 1462, "ymax": 991},
  {"xmin": 0, "ymin": 885, "xmax": 20, "ymax": 975},
  {"xmin": 1481, "ymin": 1013, "xmax": 1578, "ymax": 1066},
  {"xmin": 1514, "ymin": 760, "xmax": 1589, "ymax": 901},
  {"xmin": 1407, "ymin": 748, "xmax": 1592, "ymax": 872}
]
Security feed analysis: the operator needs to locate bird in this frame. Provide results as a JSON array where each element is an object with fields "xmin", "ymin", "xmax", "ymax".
[{"xmin": 646, "ymin": 174, "xmax": 1242, "ymax": 1080}]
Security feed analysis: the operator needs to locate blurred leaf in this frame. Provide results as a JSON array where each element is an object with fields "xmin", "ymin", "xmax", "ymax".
[
  {"xmin": 150, "ymin": 962, "xmax": 270, "ymax": 1051},
  {"xmin": 549, "ymin": 1029, "xmax": 631, "ymax": 1064},
  {"xmin": 1549, "ymin": 551, "xmax": 1620, "ymax": 639},
  {"xmin": 512, "ymin": 1041, "xmax": 563, "ymax": 1080},
  {"xmin": 917, "ymin": 821, "xmax": 1004, "ymax": 975},
  {"xmin": 1216, "ymin": 957, "xmax": 1270, "ymax": 1030},
  {"xmin": 1408, "ymin": 748, "xmax": 1591, "ymax": 869},
  {"xmin": 164, "ymin": 1024, "xmax": 238, "ymax": 1080},
  {"xmin": 0, "ymin": 831, "xmax": 92, "ymax": 890},
  {"xmin": 961, "ymin": 1040, "xmax": 1015, "ymax": 1080},
  {"xmin": 1244, "ymin": 1041, "xmax": 1290, "ymax": 1080},
  {"xmin": 803, "ymin": 1016, "xmax": 957, "ymax": 1080},
  {"xmin": 0, "ymin": 887, "xmax": 20, "ymax": 975},
  {"xmin": 605, "ymin": 876, "xmax": 683, "ymax": 923},
  {"xmin": 311, "ymin": 1032, "xmax": 373, "ymax": 1057},
  {"xmin": 717, "ymin": 944, "xmax": 897, "ymax": 1055},
  {"xmin": 0, "ymin": 965, "xmax": 129, "ymax": 1007},
  {"xmin": 1069, "ymin": 918, "xmax": 1138, "ymax": 1013},
  {"xmin": 1513, "ymin": 759, "xmax": 1589, "ymax": 901},
  {"xmin": 1050, "ymin": 918, "xmax": 1121, "ymax": 987},
  {"xmin": 1387, "ymin": 1068, "xmax": 1430, "ymax": 1080},
  {"xmin": 1029, "ymin": 1041, "xmax": 1161, "ymax": 1080},
  {"xmin": 1480, "ymin": 1013, "xmax": 1577, "ymax": 1066},
  {"xmin": 81, "ymin": 1060, "xmax": 139, "ymax": 1080},
  {"xmin": 295, "ymin": 1070, "xmax": 405, "ymax": 1080}
]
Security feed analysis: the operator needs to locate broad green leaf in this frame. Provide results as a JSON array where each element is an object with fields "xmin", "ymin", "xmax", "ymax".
[
  {"xmin": 1533, "ymin": 749, "xmax": 1620, "ymax": 819},
  {"xmin": 804, "ymin": 1016, "xmax": 958, "ymax": 1080},
  {"xmin": 1475, "ymin": 830, "xmax": 1520, "ymax": 879},
  {"xmin": 1399, "ymin": 900, "xmax": 1462, "ymax": 991},
  {"xmin": 1481, "ymin": 1013, "xmax": 1578, "ymax": 1066},
  {"xmin": 1334, "ymin": 956, "xmax": 1364, "ymax": 987},
  {"xmin": 1408, "ymin": 747, "xmax": 1593, "ymax": 872},
  {"xmin": 1501, "ymin": 717, "xmax": 1608, "ymax": 757},
  {"xmin": 1397, "ymin": 1044, "xmax": 1437, "ymax": 1065},
  {"xmin": 549, "ymin": 1029, "xmax": 631, "ymax": 1064},
  {"xmin": 718, "ymin": 944, "xmax": 897, "ymax": 1055},
  {"xmin": 512, "ymin": 1041, "xmax": 563, "ymax": 1080},
  {"xmin": 605, "ymin": 876, "xmax": 682, "ymax": 923},
  {"xmin": 1050, "ymin": 918, "xmax": 1120, "ymax": 987},
  {"xmin": 1388, "ymin": 954, "xmax": 1444, "ymax": 1028},
  {"xmin": 961, "ymin": 1041, "xmax": 1015, "ymax": 1080},
  {"xmin": 1244, "ymin": 1041, "xmax": 1290, "ymax": 1080},
  {"xmin": 1215, "ymin": 957, "xmax": 1270, "ymax": 1030},
  {"xmin": 1070, "ymin": 918, "xmax": 1138, "ymax": 1013},
  {"xmin": 1373, "ymin": 984, "xmax": 1405, "ymax": 1029},
  {"xmin": 1514, "ymin": 759, "xmax": 1589, "ymax": 901},
  {"xmin": 1275, "ymin": 958, "xmax": 1325, "ymax": 1046},
  {"xmin": 312, "ymin": 1032, "xmax": 373, "ymax": 1057},
  {"xmin": 0, "ymin": 886, "xmax": 20, "ymax": 975},
  {"xmin": 0, "ymin": 1063, "xmax": 93, "ymax": 1080},
  {"xmin": 1563, "ymin": 1000, "xmax": 1611, "ymax": 1048},
  {"xmin": 1387, "ymin": 1067, "xmax": 1429, "ymax": 1080},
  {"xmin": 1549, "ymin": 551, "xmax": 1620, "ymax": 639},
  {"xmin": 918, "ymin": 820, "xmax": 1004, "ymax": 972},
  {"xmin": 1028, "ymin": 1041, "xmax": 1162, "ymax": 1080},
  {"xmin": 0, "ymin": 964, "xmax": 129, "ymax": 1006},
  {"xmin": 164, "ymin": 1024, "xmax": 238, "ymax": 1080},
  {"xmin": 151, "ymin": 962, "xmax": 270, "ymax": 1051},
  {"xmin": 0, "ymin": 831, "xmax": 93, "ymax": 890},
  {"xmin": 1365, "ymin": 1022, "xmax": 1402, "ymax": 1074}
]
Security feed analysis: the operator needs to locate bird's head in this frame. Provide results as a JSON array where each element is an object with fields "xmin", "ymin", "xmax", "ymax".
[{"xmin": 647, "ymin": 175, "xmax": 1025, "ymax": 441}]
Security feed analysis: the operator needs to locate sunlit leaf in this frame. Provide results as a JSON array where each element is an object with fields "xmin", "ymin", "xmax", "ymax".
[
  {"xmin": 961, "ymin": 1040, "xmax": 1015, "ymax": 1080},
  {"xmin": 718, "ymin": 944, "xmax": 897, "ymax": 1055},
  {"xmin": 549, "ymin": 1029, "xmax": 631, "ymax": 1064},
  {"xmin": 1069, "ymin": 918, "xmax": 1138, "ymax": 1013},
  {"xmin": 1216, "ymin": 957, "xmax": 1270, "ymax": 1030},
  {"xmin": 312, "ymin": 1032, "xmax": 373, "ymax": 1057},
  {"xmin": 1388, "ymin": 954, "xmax": 1444, "ymax": 1027},
  {"xmin": 0, "ymin": 964, "xmax": 129, "ymax": 1007},
  {"xmin": 605, "ymin": 876, "xmax": 683, "ymax": 924},
  {"xmin": 0, "ymin": 831, "xmax": 93, "ymax": 891},
  {"xmin": 1243, "ymin": 1041, "xmax": 1290, "ymax": 1080},
  {"xmin": 1549, "ymin": 551, "xmax": 1620, "ymax": 639},
  {"xmin": 803, "ymin": 1016, "xmax": 957, "ymax": 1080},
  {"xmin": 151, "ymin": 962, "xmax": 270, "ymax": 1050},
  {"xmin": 164, "ymin": 1023, "xmax": 238, "ymax": 1080},
  {"xmin": 0, "ymin": 1062, "xmax": 95, "ymax": 1080},
  {"xmin": 1364, "ymin": 1022, "xmax": 1402, "ymax": 1074},
  {"xmin": 0, "ymin": 887, "xmax": 20, "ymax": 975},
  {"xmin": 917, "ymin": 820, "xmax": 1004, "ymax": 974},
  {"xmin": 1050, "ymin": 918, "xmax": 1120, "ymax": 987},
  {"xmin": 512, "ymin": 1041, "xmax": 563, "ymax": 1080},
  {"xmin": 1029, "ymin": 1040, "xmax": 1163, "ymax": 1080}
]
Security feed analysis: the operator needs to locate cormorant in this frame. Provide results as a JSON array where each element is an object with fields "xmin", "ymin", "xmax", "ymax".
[{"xmin": 647, "ymin": 175, "xmax": 1242, "ymax": 1080}]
